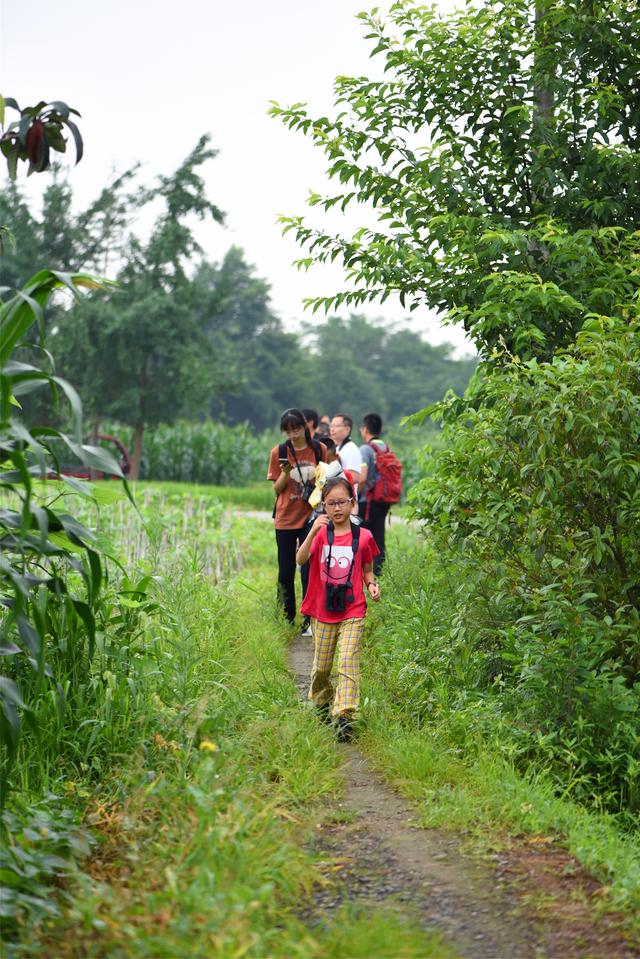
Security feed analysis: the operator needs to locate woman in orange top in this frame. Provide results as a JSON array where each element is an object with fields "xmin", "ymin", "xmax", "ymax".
[{"xmin": 267, "ymin": 408, "xmax": 326, "ymax": 624}]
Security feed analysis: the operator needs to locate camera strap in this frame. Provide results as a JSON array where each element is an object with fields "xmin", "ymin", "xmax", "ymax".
[
  {"xmin": 284, "ymin": 439, "xmax": 321, "ymax": 484},
  {"xmin": 288, "ymin": 442, "xmax": 303, "ymax": 481},
  {"xmin": 325, "ymin": 520, "xmax": 360, "ymax": 600}
]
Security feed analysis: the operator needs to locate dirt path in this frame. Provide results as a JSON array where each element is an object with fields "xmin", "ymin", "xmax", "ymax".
[{"xmin": 289, "ymin": 634, "xmax": 637, "ymax": 959}]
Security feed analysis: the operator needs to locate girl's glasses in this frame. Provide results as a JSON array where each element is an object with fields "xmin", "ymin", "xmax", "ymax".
[{"xmin": 324, "ymin": 499, "xmax": 352, "ymax": 509}]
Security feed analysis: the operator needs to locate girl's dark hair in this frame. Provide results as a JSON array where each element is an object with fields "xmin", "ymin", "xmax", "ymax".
[
  {"xmin": 280, "ymin": 408, "xmax": 313, "ymax": 447},
  {"xmin": 321, "ymin": 475, "xmax": 354, "ymax": 501}
]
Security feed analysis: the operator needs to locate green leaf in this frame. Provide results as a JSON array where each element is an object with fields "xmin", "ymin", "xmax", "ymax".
[{"xmin": 64, "ymin": 118, "xmax": 83, "ymax": 164}]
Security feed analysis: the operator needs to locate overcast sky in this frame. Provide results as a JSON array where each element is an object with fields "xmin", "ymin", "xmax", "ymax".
[{"xmin": 1, "ymin": 0, "xmax": 471, "ymax": 352}]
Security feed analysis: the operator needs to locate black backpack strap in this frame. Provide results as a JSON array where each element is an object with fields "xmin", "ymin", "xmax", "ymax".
[
  {"xmin": 349, "ymin": 520, "xmax": 360, "ymax": 556},
  {"xmin": 325, "ymin": 521, "xmax": 334, "ymax": 576},
  {"xmin": 324, "ymin": 521, "xmax": 360, "ymax": 603}
]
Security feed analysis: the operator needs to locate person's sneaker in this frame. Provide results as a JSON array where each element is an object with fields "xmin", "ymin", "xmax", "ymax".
[
  {"xmin": 335, "ymin": 714, "xmax": 354, "ymax": 743},
  {"xmin": 301, "ymin": 617, "xmax": 312, "ymax": 637}
]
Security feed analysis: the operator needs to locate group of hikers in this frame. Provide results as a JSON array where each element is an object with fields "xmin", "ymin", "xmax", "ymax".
[{"xmin": 267, "ymin": 407, "xmax": 402, "ymax": 742}]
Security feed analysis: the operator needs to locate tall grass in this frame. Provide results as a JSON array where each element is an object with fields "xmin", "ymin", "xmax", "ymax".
[
  {"xmin": 9, "ymin": 512, "xmax": 454, "ymax": 959},
  {"xmin": 361, "ymin": 525, "xmax": 640, "ymax": 924},
  {"xmin": 1, "ymin": 483, "xmax": 246, "ymax": 940}
]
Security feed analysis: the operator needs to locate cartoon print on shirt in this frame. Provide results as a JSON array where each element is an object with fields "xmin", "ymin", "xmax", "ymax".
[
  {"xmin": 321, "ymin": 544, "xmax": 353, "ymax": 584},
  {"xmin": 290, "ymin": 462, "xmax": 316, "ymax": 501}
]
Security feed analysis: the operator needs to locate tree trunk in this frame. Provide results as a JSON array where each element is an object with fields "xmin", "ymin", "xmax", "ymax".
[{"xmin": 130, "ymin": 422, "xmax": 145, "ymax": 481}]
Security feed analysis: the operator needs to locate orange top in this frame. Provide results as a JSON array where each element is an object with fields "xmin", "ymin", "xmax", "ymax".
[{"xmin": 267, "ymin": 441, "xmax": 326, "ymax": 530}]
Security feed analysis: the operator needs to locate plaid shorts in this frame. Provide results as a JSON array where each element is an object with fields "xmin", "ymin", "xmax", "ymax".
[{"xmin": 308, "ymin": 617, "xmax": 365, "ymax": 717}]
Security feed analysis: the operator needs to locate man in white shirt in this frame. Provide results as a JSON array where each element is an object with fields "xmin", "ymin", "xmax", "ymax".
[{"xmin": 330, "ymin": 414, "xmax": 362, "ymax": 512}]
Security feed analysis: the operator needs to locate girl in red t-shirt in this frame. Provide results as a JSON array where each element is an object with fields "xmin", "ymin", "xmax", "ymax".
[{"xmin": 296, "ymin": 476, "xmax": 380, "ymax": 741}]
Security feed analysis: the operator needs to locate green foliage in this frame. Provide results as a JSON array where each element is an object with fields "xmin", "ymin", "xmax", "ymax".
[
  {"xmin": 102, "ymin": 420, "xmax": 273, "ymax": 486},
  {"xmin": 194, "ymin": 246, "xmax": 312, "ymax": 429},
  {"xmin": 403, "ymin": 316, "xmax": 640, "ymax": 816},
  {"xmin": 138, "ymin": 420, "xmax": 271, "ymax": 485},
  {"xmin": 0, "ymin": 172, "xmax": 476, "ymax": 436},
  {"xmin": 271, "ymin": 0, "xmax": 640, "ymax": 357},
  {"xmin": 362, "ymin": 550, "xmax": 640, "ymax": 915},
  {"xmin": 0, "ymin": 97, "xmax": 82, "ymax": 179},
  {"xmin": 52, "ymin": 136, "xmax": 225, "ymax": 477},
  {"xmin": 1, "ymin": 486, "xmax": 247, "ymax": 942},
  {"xmin": 7, "ymin": 510, "xmax": 453, "ymax": 958},
  {"xmin": 0, "ymin": 268, "xmax": 126, "ymax": 805},
  {"xmin": 135, "ymin": 480, "xmax": 275, "ymax": 512},
  {"xmin": 1, "ymin": 796, "xmax": 94, "ymax": 930},
  {"xmin": 301, "ymin": 314, "xmax": 476, "ymax": 426}
]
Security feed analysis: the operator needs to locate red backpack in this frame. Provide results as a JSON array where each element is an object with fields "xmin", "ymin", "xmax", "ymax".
[{"xmin": 368, "ymin": 441, "xmax": 402, "ymax": 504}]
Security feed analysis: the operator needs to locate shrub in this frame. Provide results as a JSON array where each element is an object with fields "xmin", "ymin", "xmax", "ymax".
[{"xmin": 402, "ymin": 316, "xmax": 640, "ymax": 816}]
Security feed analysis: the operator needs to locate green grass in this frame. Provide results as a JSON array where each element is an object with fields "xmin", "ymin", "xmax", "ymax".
[
  {"xmin": 313, "ymin": 907, "xmax": 458, "ymax": 958},
  {"xmin": 358, "ymin": 525, "xmax": 640, "ymax": 940},
  {"xmin": 9, "ymin": 510, "xmax": 455, "ymax": 958},
  {"xmin": 129, "ymin": 479, "xmax": 274, "ymax": 512}
]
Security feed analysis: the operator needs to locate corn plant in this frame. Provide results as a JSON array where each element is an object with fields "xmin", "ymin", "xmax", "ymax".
[
  {"xmin": 0, "ymin": 269, "xmax": 127, "ymax": 806},
  {"xmin": 104, "ymin": 419, "xmax": 273, "ymax": 486}
]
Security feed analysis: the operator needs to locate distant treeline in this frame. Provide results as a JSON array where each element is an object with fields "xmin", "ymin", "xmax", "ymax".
[{"xmin": 1, "ymin": 156, "xmax": 476, "ymax": 474}]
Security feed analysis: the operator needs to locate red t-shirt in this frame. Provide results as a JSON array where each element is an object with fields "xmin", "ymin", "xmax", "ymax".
[
  {"xmin": 267, "ymin": 442, "xmax": 326, "ymax": 530},
  {"xmin": 300, "ymin": 525, "xmax": 379, "ymax": 623}
]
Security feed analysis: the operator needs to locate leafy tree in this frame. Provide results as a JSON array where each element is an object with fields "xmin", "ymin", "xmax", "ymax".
[
  {"xmin": 196, "ymin": 246, "xmax": 310, "ymax": 430},
  {"xmin": 1, "ymin": 154, "xmax": 477, "ymax": 441},
  {"xmin": 0, "ymin": 165, "xmax": 141, "ymax": 290},
  {"xmin": 54, "ymin": 137, "xmax": 225, "ymax": 477},
  {"xmin": 0, "ymin": 180, "xmax": 43, "ymax": 288},
  {"xmin": 0, "ymin": 167, "xmax": 145, "ymax": 430},
  {"xmin": 271, "ymin": 0, "xmax": 640, "ymax": 358},
  {"xmin": 301, "ymin": 314, "xmax": 476, "ymax": 424},
  {"xmin": 408, "ymin": 314, "xmax": 640, "ymax": 813}
]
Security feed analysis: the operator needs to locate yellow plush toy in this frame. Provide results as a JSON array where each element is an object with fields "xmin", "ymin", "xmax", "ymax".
[{"xmin": 308, "ymin": 460, "xmax": 344, "ymax": 508}]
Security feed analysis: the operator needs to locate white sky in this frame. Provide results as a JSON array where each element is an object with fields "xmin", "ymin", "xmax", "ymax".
[{"xmin": 0, "ymin": 0, "xmax": 472, "ymax": 353}]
